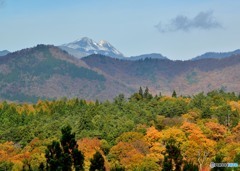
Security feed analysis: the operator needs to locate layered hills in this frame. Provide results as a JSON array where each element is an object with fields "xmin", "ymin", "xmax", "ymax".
[
  {"xmin": 0, "ymin": 44, "xmax": 240, "ymax": 102},
  {"xmin": 0, "ymin": 45, "xmax": 132, "ymax": 102},
  {"xmin": 83, "ymin": 55, "xmax": 240, "ymax": 96}
]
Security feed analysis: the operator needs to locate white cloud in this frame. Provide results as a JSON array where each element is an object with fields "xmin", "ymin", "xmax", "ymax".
[{"xmin": 155, "ymin": 11, "xmax": 222, "ymax": 33}]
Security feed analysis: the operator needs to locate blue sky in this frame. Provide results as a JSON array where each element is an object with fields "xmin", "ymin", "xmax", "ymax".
[{"xmin": 0, "ymin": 0, "xmax": 240, "ymax": 60}]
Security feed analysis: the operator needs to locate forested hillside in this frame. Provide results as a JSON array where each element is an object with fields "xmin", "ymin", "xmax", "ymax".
[
  {"xmin": 83, "ymin": 54, "xmax": 240, "ymax": 96},
  {"xmin": 0, "ymin": 45, "xmax": 133, "ymax": 102},
  {"xmin": 0, "ymin": 89, "xmax": 240, "ymax": 170},
  {"xmin": 1, "ymin": 45, "xmax": 240, "ymax": 103}
]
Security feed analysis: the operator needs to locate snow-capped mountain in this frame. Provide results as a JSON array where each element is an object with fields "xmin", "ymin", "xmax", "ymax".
[{"xmin": 59, "ymin": 37, "xmax": 125, "ymax": 59}]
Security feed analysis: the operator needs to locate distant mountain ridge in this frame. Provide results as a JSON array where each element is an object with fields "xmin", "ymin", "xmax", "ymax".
[
  {"xmin": 0, "ymin": 50, "xmax": 10, "ymax": 56},
  {"xmin": 127, "ymin": 53, "xmax": 168, "ymax": 60},
  {"xmin": 192, "ymin": 49, "xmax": 240, "ymax": 60},
  {"xmin": 60, "ymin": 37, "xmax": 240, "ymax": 61},
  {"xmin": 59, "ymin": 37, "xmax": 125, "ymax": 59},
  {"xmin": 59, "ymin": 37, "xmax": 169, "ymax": 60},
  {"xmin": 1, "ymin": 44, "xmax": 240, "ymax": 102}
]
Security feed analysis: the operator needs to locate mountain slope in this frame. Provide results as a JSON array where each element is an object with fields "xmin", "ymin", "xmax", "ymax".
[
  {"xmin": 0, "ymin": 45, "xmax": 133, "ymax": 102},
  {"xmin": 59, "ymin": 37, "xmax": 125, "ymax": 59},
  {"xmin": 83, "ymin": 54, "xmax": 240, "ymax": 96},
  {"xmin": 127, "ymin": 53, "xmax": 168, "ymax": 60},
  {"xmin": 1, "ymin": 46, "xmax": 240, "ymax": 102},
  {"xmin": 0, "ymin": 50, "xmax": 10, "ymax": 56},
  {"xmin": 192, "ymin": 49, "xmax": 240, "ymax": 60}
]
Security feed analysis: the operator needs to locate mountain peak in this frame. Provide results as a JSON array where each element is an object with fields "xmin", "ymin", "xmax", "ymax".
[
  {"xmin": 74, "ymin": 37, "xmax": 96, "ymax": 44},
  {"xmin": 60, "ymin": 37, "xmax": 125, "ymax": 59},
  {"xmin": 99, "ymin": 40, "xmax": 110, "ymax": 46}
]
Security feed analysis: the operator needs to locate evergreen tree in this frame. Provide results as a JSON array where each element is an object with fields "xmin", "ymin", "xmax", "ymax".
[
  {"xmin": 143, "ymin": 86, "xmax": 153, "ymax": 99},
  {"xmin": 95, "ymin": 99, "xmax": 100, "ymax": 106},
  {"xmin": 172, "ymin": 90, "xmax": 177, "ymax": 98},
  {"xmin": 73, "ymin": 148, "xmax": 84, "ymax": 171},
  {"xmin": 201, "ymin": 107, "xmax": 212, "ymax": 119},
  {"xmin": 162, "ymin": 142, "xmax": 183, "ymax": 171},
  {"xmin": 162, "ymin": 155, "xmax": 172, "ymax": 171},
  {"xmin": 45, "ymin": 141, "xmax": 63, "ymax": 171},
  {"xmin": 183, "ymin": 162, "xmax": 198, "ymax": 171},
  {"xmin": 211, "ymin": 153, "xmax": 225, "ymax": 171},
  {"xmin": 38, "ymin": 162, "xmax": 45, "ymax": 171},
  {"xmin": 143, "ymin": 87, "xmax": 149, "ymax": 98},
  {"xmin": 60, "ymin": 125, "xmax": 77, "ymax": 171},
  {"xmin": 0, "ymin": 162, "xmax": 14, "ymax": 171},
  {"xmin": 90, "ymin": 151, "xmax": 106, "ymax": 171},
  {"xmin": 110, "ymin": 166, "xmax": 125, "ymax": 171},
  {"xmin": 234, "ymin": 153, "xmax": 240, "ymax": 165},
  {"xmin": 159, "ymin": 92, "xmax": 162, "ymax": 97},
  {"xmin": 45, "ymin": 125, "xmax": 84, "ymax": 171},
  {"xmin": 139, "ymin": 87, "xmax": 143, "ymax": 98}
]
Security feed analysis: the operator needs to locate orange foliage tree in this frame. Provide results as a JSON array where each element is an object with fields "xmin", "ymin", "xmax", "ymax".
[{"xmin": 181, "ymin": 122, "xmax": 216, "ymax": 171}]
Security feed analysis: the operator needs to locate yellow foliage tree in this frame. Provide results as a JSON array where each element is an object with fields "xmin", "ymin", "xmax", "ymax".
[{"xmin": 181, "ymin": 122, "xmax": 216, "ymax": 171}]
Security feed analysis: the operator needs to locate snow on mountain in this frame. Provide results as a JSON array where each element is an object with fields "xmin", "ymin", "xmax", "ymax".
[{"xmin": 60, "ymin": 37, "xmax": 125, "ymax": 59}]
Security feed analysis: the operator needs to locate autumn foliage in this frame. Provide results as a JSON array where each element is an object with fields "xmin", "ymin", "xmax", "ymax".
[{"xmin": 0, "ymin": 90, "xmax": 240, "ymax": 170}]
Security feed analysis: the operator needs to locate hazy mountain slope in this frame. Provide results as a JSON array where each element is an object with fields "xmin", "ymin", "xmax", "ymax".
[
  {"xmin": 127, "ymin": 53, "xmax": 168, "ymax": 60},
  {"xmin": 0, "ymin": 50, "xmax": 10, "ymax": 56},
  {"xmin": 192, "ymin": 49, "xmax": 240, "ymax": 60},
  {"xmin": 59, "ymin": 46, "xmax": 88, "ymax": 58},
  {"xmin": 83, "ymin": 54, "xmax": 240, "ymax": 95}
]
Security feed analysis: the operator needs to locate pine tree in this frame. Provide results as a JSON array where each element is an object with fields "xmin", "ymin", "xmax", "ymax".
[
  {"xmin": 45, "ymin": 125, "xmax": 84, "ymax": 171},
  {"xmin": 162, "ymin": 155, "xmax": 172, "ymax": 171},
  {"xmin": 73, "ymin": 148, "xmax": 84, "ymax": 171},
  {"xmin": 143, "ymin": 87, "xmax": 149, "ymax": 98},
  {"xmin": 183, "ymin": 162, "xmax": 198, "ymax": 171},
  {"xmin": 162, "ymin": 142, "xmax": 183, "ymax": 171},
  {"xmin": 172, "ymin": 90, "xmax": 177, "ymax": 98},
  {"xmin": 139, "ymin": 87, "xmax": 143, "ymax": 98},
  {"xmin": 90, "ymin": 151, "xmax": 106, "ymax": 171},
  {"xmin": 95, "ymin": 99, "xmax": 100, "ymax": 106},
  {"xmin": 142, "ymin": 87, "xmax": 153, "ymax": 99},
  {"xmin": 211, "ymin": 154, "xmax": 225, "ymax": 171},
  {"xmin": 38, "ymin": 163, "xmax": 45, "ymax": 171},
  {"xmin": 45, "ymin": 141, "xmax": 63, "ymax": 171}
]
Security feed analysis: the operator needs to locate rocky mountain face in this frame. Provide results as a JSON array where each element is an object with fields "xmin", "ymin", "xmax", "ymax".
[{"xmin": 1, "ymin": 45, "xmax": 240, "ymax": 102}]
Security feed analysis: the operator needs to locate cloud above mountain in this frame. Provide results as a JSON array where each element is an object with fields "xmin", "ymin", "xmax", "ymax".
[{"xmin": 155, "ymin": 11, "xmax": 222, "ymax": 33}]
